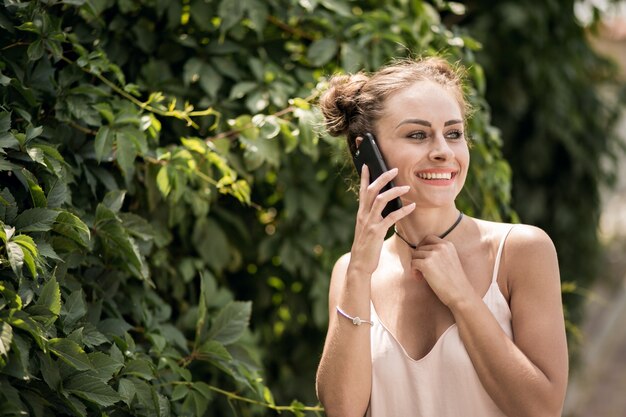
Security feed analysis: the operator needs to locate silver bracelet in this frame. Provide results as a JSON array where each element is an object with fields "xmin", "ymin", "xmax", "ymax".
[{"xmin": 336, "ymin": 306, "xmax": 374, "ymax": 326}]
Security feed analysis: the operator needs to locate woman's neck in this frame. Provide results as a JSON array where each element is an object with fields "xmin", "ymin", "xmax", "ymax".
[{"xmin": 393, "ymin": 206, "xmax": 462, "ymax": 248}]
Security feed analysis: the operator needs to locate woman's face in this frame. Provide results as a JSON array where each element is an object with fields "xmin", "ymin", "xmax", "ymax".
[{"xmin": 374, "ymin": 80, "xmax": 469, "ymax": 209}]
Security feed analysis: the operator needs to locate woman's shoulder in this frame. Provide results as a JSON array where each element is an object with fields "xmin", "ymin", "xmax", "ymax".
[
  {"xmin": 471, "ymin": 217, "xmax": 554, "ymax": 248},
  {"xmin": 470, "ymin": 218, "xmax": 557, "ymax": 276}
]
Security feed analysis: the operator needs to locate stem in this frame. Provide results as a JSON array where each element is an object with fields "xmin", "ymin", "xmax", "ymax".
[
  {"xmin": 266, "ymin": 15, "xmax": 317, "ymax": 41},
  {"xmin": 206, "ymin": 90, "xmax": 320, "ymax": 142},
  {"xmin": 171, "ymin": 381, "xmax": 325, "ymax": 413},
  {"xmin": 59, "ymin": 55, "xmax": 218, "ymax": 129}
]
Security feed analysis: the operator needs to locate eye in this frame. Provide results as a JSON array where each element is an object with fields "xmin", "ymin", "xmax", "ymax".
[
  {"xmin": 445, "ymin": 129, "xmax": 464, "ymax": 140},
  {"xmin": 408, "ymin": 131, "xmax": 428, "ymax": 140}
]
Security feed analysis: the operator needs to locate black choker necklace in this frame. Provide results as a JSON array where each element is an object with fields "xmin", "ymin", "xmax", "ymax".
[{"xmin": 394, "ymin": 211, "xmax": 464, "ymax": 249}]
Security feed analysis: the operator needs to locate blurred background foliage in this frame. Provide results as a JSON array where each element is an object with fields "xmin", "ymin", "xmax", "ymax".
[
  {"xmin": 0, "ymin": 0, "xmax": 621, "ymax": 416},
  {"xmin": 464, "ymin": 0, "xmax": 626, "ymax": 346}
]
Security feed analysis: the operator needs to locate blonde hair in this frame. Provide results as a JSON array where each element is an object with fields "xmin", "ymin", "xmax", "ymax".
[{"xmin": 319, "ymin": 56, "xmax": 471, "ymax": 154}]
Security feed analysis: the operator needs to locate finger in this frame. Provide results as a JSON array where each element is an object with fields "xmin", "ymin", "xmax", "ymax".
[
  {"xmin": 356, "ymin": 165, "xmax": 370, "ymax": 216},
  {"xmin": 367, "ymin": 167, "xmax": 399, "ymax": 193},
  {"xmin": 359, "ymin": 164, "xmax": 370, "ymax": 199},
  {"xmin": 370, "ymin": 185, "xmax": 410, "ymax": 217},
  {"xmin": 382, "ymin": 202, "xmax": 416, "ymax": 227}
]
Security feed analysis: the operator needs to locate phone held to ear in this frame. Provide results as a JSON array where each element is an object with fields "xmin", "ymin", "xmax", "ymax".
[{"xmin": 351, "ymin": 132, "xmax": 403, "ymax": 218}]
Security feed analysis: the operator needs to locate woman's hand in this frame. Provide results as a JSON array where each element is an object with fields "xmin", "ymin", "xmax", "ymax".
[
  {"xmin": 411, "ymin": 235, "xmax": 475, "ymax": 307},
  {"xmin": 349, "ymin": 165, "xmax": 415, "ymax": 276}
]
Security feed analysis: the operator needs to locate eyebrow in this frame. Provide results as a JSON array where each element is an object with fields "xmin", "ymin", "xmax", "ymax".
[{"xmin": 395, "ymin": 118, "xmax": 463, "ymax": 128}]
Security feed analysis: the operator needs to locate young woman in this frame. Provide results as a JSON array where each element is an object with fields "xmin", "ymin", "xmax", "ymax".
[{"xmin": 315, "ymin": 57, "xmax": 568, "ymax": 417}]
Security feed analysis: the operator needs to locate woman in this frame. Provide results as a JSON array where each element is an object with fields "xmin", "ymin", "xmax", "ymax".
[{"xmin": 315, "ymin": 57, "xmax": 568, "ymax": 417}]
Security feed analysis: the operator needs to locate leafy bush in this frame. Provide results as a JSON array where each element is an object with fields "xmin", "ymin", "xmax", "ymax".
[
  {"xmin": 465, "ymin": 0, "xmax": 626, "ymax": 344},
  {"xmin": 0, "ymin": 0, "xmax": 512, "ymax": 415}
]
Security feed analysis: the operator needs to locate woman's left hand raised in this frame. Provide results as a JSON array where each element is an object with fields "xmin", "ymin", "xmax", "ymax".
[{"xmin": 411, "ymin": 235, "xmax": 475, "ymax": 308}]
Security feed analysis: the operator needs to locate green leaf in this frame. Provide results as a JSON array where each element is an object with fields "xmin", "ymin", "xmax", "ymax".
[
  {"xmin": 48, "ymin": 338, "xmax": 93, "ymax": 371},
  {"xmin": 14, "ymin": 208, "xmax": 59, "ymax": 233},
  {"xmin": 52, "ymin": 211, "xmax": 91, "ymax": 247},
  {"xmin": 229, "ymin": 81, "xmax": 258, "ymax": 100},
  {"xmin": 199, "ymin": 64, "xmax": 223, "ymax": 99},
  {"xmin": 61, "ymin": 290, "xmax": 87, "ymax": 329},
  {"xmin": 38, "ymin": 352, "xmax": 61, "ymax": 390},
  {"xmin": 89, "ymin": 351, "xmax": 124, "ymax": 381},
  {"xmin": 0, "ymin": 322, "xmax": 13, "ymax": 358},
  {"xmin": 64, "ymin": 373, "xmax": 121, "ymax": 407},
  {"xmin": 13, "ymin": 234, "xmax": 39, "ymax": 277},
  {"xmin": 6, "ymin": 241, "xmax": 24, "ymax": 276},
  {"xmin": 0, "ymin": 111, "xmax": 10, "ymax": 132},
  {"xmin": 27, "ymin": 39, "xmax": 45, "ymax": 61},
  {"xmin": 171, "ymin": 384, "xmax": 189, "ymax": 401},
  {"xmin": 115, "ymin": 130, "xmax": 137, "ymax": 180},
  {"xmin": 192, "ymin": 217, "xmax": 230, "ymax": 272},
  {"xmin": 156, "ymin": 165, "xmax": 171, "ymax": 197},
  {"xmin": 37, "ymin": 277, "xmax": 61, "ymax": 316},
  {"xmin": 26, "ymin": 125, "xmax": 43, "ymax": 142},
  {"xmin": 103, "ymin": 190, "xmax": 126, "ymax": 212},
  {"xmin": 307, "ymin": 38, "xmax": 338, "ymax": 66},
  {"xmin": 218, "ymin": 0, "xmax": 245, "ymax": 32},
  {"xmin": 182, "ymin": 389, "xmax": 210, "ymax": 417},
  {"xmin": 198, "ymin": 340, "xmax": 232, "ymax": 362},
  {"xmin": 122, "ymin": 358, "xmax": 155, "ymax": 380},
  {"xmin": 117, "ymin": 378, "xmax": 136, "ymax": 406},
  {"xmin": 95, "ymin": 125, "xmax": 114, "ymax": 162},
  {"xmin": 46, "ymin": 179, "xmax": 68, "ymax": 208},
  {"xmin": 95, "ymin": 204, "xmax": 148, "ymax": 281},
  {"xmin": 207, "ymin": 301, "xmax": 251, "ymax": 345}
]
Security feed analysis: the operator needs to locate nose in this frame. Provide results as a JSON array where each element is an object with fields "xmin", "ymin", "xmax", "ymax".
[{"xmin": 428, "ymin": 134, "xmax": 454, "ymax": 161}]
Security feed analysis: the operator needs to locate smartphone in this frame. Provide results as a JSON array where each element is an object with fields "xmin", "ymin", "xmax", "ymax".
[{"xmin": 351, "ymin": 132, "xmax": 403, "ymax": 217}]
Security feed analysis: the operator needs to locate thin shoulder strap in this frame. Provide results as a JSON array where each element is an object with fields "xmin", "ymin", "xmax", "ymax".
[{"xmin": 491, "ymin": 226, "xmax": 515, "ymax": 284}]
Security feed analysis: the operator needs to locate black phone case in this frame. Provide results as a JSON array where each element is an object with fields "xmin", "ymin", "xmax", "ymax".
[{"xmin": 351, "ymin": 133, "xmax": 403, "ymax": 217}]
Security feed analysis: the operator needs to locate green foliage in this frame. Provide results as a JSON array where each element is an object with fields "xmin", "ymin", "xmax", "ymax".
[
  {"xmin": 465, "ymin": 0, "xmax": 626, "ymax": 347},
  {"xmin": 0, "ymin": 0, "xmax": 512, "ymax": 415}
]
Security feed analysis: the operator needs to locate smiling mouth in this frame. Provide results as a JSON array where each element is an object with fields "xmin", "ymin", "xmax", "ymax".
[{"xmin": 416, "ymin": 172, "xmax": 456, "ymax": 180}]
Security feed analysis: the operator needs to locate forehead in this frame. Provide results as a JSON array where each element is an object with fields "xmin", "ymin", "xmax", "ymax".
[{"xmin": 381, "ymin": 81, "xmax": 463, "ymax": 125}]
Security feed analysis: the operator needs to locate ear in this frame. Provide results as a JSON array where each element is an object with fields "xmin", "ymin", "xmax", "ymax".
[{"xmin": 355, "ymin": 136, "xmax": 363, "ymax": 149}]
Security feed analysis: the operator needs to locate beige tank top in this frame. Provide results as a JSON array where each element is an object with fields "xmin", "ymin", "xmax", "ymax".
[{"xmin": 366, "ymin": 227, "xmax": 514, "ymax": 417}]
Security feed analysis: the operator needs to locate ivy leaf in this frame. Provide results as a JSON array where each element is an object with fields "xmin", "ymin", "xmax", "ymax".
[
  {"xmin": 38, "ymin": 352, "xmax": 61, "ymax": 390},
  {"xmin": 27, "ymin": 39, "xmax": 45, "ymax": 61},
  {"xmin": 95, "ymin": 204, "xmax": 148, "ymax": 281},
  {"xmin": 36, "ymin": 276, "xmax": 61, "ymax": 316},
  {"xmin": 64, "ymin": 373, "xmax": 121, "ymax": 407},
  {"xmin": 14, "ymin": 208, "xmax": 59, "ymax": 232},
  {"xmin": 94, "ymin": 125, "xmax": 114, "ymax": 162},
  {"xmin": 307, "ymin": 38, "xmax": 338, "ymax": 66},
  {"xmin": 122, "ymin": 358, "xmax": 155, "ymax": 381},
  {"xmin": 117, "ymin": 378, "xmax": 136, "ymax": 406},
  {"xmin": 52, "ymin": 211, "xmax": 91, "ymax": 247},
  {"xmin": 115, "ymin": 130, "xmax": 137, "ymax": 181},
  {"xmin": 102, "ymin": 190, "xmax": 126, "ymax": 213},
  {"xmin": 48, "ymin": 338, "xmax": 93, "ymax": 371},
  {"xmin": 61, "ymin": 290, "xmax": 87, "ymax": 329},
  {"xmin": 0, "ymin": 112, "xmax": 10, "ymax": 132},
  {"xmin": 89, "ymin": 351, "xmax": 124, "ymax": 381},
  {"xmin": 218, "ymin": 0, "xmax": 245, "ymax": 32},
  {"xmin": 0, "ymin": 322, "xmax": 13, "ymax": 359},
  {"xmin": 12, "ymin": 234, "xmax": 39, "ymax": 278},
  {"xmin": 207, "ymin": 301, "xmax": 251, "ymax": 345},
  {"xmin": 192, "ymin": 217, "xmax": 229, "ymax": 273},
  {"xmin": 6, "ymin": 241, "xmax": 24, "ymax": 276},
  {"xmin": 171, "ymin": 384, "xmax": 189, "ymax": 401}
]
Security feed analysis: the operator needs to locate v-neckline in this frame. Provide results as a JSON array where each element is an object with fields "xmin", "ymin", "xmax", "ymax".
[{"xmin": 370, "ymin": 281, "xmax": 501, "ymax": 363}]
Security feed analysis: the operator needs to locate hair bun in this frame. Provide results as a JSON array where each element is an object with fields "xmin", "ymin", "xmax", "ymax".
[{"xmin": 319, "ymin": 73, "xmax": 368, "ymax": 137}]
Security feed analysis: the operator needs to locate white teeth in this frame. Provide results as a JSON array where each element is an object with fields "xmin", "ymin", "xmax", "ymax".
[{"xmin": 418, "ymin": 172, "xmax": 452, "ymax": 180}]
